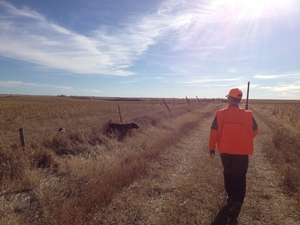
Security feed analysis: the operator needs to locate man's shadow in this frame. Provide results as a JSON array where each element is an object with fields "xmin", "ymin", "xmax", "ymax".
[{"xmin": 211, "ymin": 204, "xmax": 231, "ymax": 225}]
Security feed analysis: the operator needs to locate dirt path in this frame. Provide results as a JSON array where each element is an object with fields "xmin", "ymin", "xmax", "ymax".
[{"xmin": 92, "ymin": 107, "xmax": 300, "ymax": 225}]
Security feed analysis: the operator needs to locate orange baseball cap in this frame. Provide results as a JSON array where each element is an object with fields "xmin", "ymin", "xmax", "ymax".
[{"xmin": 226, "ymin": 88, "xmax": 243, "ymax": 99}]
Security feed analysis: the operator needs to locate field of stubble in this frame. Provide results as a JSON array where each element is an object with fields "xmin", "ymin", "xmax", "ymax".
[{"xmin": 0, "ymin": 96, "xmax": 299, "ymax": 224}]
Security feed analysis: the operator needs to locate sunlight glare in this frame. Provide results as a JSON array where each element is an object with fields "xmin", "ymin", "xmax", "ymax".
[
  {"xmin": 216, "ymin": 0, "xmax": 296, "ymax": 18},
  {"xmin": 225, "ymin": 0, "xmax": 291, "ymax": 8}
]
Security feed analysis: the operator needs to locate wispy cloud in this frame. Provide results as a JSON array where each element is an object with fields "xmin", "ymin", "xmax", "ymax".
[
  {"xmin": 153, "ymin": 0, "xmax": 297, "ymax": 53},
  {"xmin": 118, "ymin": 79, "xmax": 141, "ymax": 84},
  {"xmin": 0, "ymin": 1, "xmax": 160, "ymax": 76},
  {"xmin": 82, "ymin": 89, "xmax": 102, "ymax": 93},
  {"xmin": 254, "ymin": 73, "xmax": 300, "ymax": 79},
  {"xmin": 0, "ymin": 0, "xmax": 299, "ymax": 81},
  {"xmin": 0, "ymin": 0, "xmax": 262, "ymax": 77},
  {"xmin": 257, "ymin": 79, "xmax": 300, "ymax": 99},
  {"xmin": 260, "ymin": 82, "xmax": 300, "ymax": 92},
  {"xmin": 179, "ymin": 77, "xmax": 243, "ymax": 84},
  {"xmin": 0, "ymin": 80, "xmax": 72, "ymax": 90},
  {"xmin": 2, "ymin": 0, "xmax": 210, "ymax": 76},
  {"xmin": 0, "ymin": 0, "xmax": 216, "ymax": 77},
  {"xmin": 227, "ymin": 67, "xmax": 239, "ymax": 73}
]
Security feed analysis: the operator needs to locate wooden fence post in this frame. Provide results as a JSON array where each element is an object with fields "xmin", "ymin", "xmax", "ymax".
[
  {"xmin": 186, "ymin": 97, "xmax": 190, "ymax": 105},
  {"xmin": 118, "ymin": 104, "xmax": 123, "ymax": 123},
  {"xmin": 196, "ymin": 96, "xmax": 200, "ymax": 104},
  {"xmin": 162, "ymin": 99, "xmax": 171, "ymax": 112},
  {"xmin": 19, "ymin": 128, "xmax": 25, "ymax": 149}
]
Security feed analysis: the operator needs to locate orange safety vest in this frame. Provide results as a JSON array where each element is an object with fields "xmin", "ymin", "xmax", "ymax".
[{"xmin": 209, "ymin": 106, "xmax": 258, "ymax": 155}]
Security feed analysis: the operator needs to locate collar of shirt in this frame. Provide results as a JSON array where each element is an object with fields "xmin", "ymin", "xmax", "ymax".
[{"xmin": 228, "ymin": 105, "xmax": 239, "ymax": 108}]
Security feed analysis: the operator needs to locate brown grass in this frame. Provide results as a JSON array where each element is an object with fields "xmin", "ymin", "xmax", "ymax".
[
  {"xmin": 0, "ymin": 95, "xmax": 216, "ymax": 224},
  {"xmin": 1, "ymin": 96, "xmax": 300, "ymax": 224},
  {"xmin": 251, "ymin": 102, "xmax": 300, "ymax": 204}
]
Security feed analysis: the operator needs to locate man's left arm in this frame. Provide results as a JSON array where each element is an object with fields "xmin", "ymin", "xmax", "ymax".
[
  {"xmin": 252, "ymin": 116, "xmax": 258, "ymax": 137},
  {"xmin": 209, "ymin": 115, "xmax": 218, "ymax": 158}
]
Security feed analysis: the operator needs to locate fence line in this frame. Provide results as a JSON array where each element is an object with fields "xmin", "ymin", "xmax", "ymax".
[
  {"xmin": 1, "ymin": 99, "xmax": 204, "ymax": 146},
  {"xmin": 162, "ymin": 99, "xmax": 171, "ymax": 111},
  {"xmin": 19, "ymin": 128, "xmax": 25, "ymax": 148}
]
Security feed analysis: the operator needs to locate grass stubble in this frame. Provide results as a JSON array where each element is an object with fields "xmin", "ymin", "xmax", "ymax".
[
  {"xmin": 1, "ymin": 96, "xmax": 300, "ymax": 224},
  {"xmin": 251, "ymin": 103, "xmax": 300, "ymax": 206},
  {"xmin": 0, "ymin": 96, "xmax": 219, "ymax": 224}
]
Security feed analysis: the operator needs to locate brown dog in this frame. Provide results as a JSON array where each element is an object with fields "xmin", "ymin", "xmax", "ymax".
[{"xmin": 105, "ymin": 122, "xmax": 139, "ymax": 140}]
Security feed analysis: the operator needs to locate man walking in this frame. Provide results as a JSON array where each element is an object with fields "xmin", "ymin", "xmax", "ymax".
[{"xmin": 209, "ymin": 88, "xmax": 258, "ymax": 225}]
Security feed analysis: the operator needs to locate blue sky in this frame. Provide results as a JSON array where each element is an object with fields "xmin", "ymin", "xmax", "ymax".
[{"xmin": 1, "ymin": 0, "xmax": 300, "ymax": 99}]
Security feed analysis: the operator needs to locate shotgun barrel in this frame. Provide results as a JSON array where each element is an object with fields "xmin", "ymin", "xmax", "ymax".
[{"xmin": 245, "ymin": 82, "xmax": 250, "ymax": 110}]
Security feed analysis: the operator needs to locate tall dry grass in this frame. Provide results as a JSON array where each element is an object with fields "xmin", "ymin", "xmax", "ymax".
[
  {"xmin": 251, "ymin": 102, "xmax": 300, "ymax": 205},
  {"xmin": 2, "ymin": 96, "xmax": 299, "ymax": 224},
  {"xmin": 0, "ymin": 95, "xmax": 217, "ymax": 225}
]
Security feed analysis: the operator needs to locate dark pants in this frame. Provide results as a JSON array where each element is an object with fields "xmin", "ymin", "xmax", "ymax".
[{"xmin": 220, "ymin": 153, "xmax": 249, "ymax": 204}]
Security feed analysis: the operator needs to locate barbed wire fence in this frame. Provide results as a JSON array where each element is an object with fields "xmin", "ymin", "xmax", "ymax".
[{"xmin": 0, "ymin": 97, "xmax": 220, "ymax": 148}]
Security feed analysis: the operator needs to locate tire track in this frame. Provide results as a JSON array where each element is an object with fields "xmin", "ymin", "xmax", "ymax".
[
  {"xmin": 92, "ymin": 104, "xmax": 223, "ymax": 225},
  {"xmin": 92, "ymin": 104, "xmax": 300, "ymax": 225}
]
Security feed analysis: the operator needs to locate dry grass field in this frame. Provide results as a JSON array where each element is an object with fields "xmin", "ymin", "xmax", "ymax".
[
  {"xmin": 251, "ymin": 101, "xmax": 300, "ymax": 201},
  {"xmin": 0, "ymin": 96, "xmax": 299, "ymax": 225}
]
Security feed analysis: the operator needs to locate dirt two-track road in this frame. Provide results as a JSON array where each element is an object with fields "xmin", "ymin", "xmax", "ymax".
[{"xmin": 92, "ymin": 105, "xmax": 299, "ymax": 225}]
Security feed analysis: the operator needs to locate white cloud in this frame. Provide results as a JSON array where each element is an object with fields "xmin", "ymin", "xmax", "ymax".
[
  {"xmin": 0, "ymin": 80, "xmax": 72, "ymax": 90},
  {"xmin": 0, "ymin": 1, "xmax": 45, "ymax": 20},
  {"xmin": 0, "ymin": 80, "xmax": 23, "ymax": 87},
  {"xmin": 0, "ymin": 0, "xmax": 199, "ymax": 76},
  {"xmin": 260, "ymin": 82, "xmax": 300, "ymax": 92},
  {"xmin": 179, "ymin": 77, "xmax": 243, "ymax": 84},
  {"xmin": 0, "ymin": 1, "xmax": 159, "ymax": 76},
  {"xmin": 254, "ymin": 73, "xmax": 300, "ymax": 79},
  {"xmin": 1, "ymin": 0, "xmax": 212, "ymax": 76},
  {"xmin": 82, "ymin": 89, "xmax": 103, "ymax": 93},
  {"xmin": 0, "ymin": 0, "xmax": 299, "ymax": 80},
  {"xmin": 227, "ymin": 67, "xmax": 238, "ymax": 73},
  {"xmin": 119, "ymin": 79, "xmax": 140, "ymax": 84}
]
